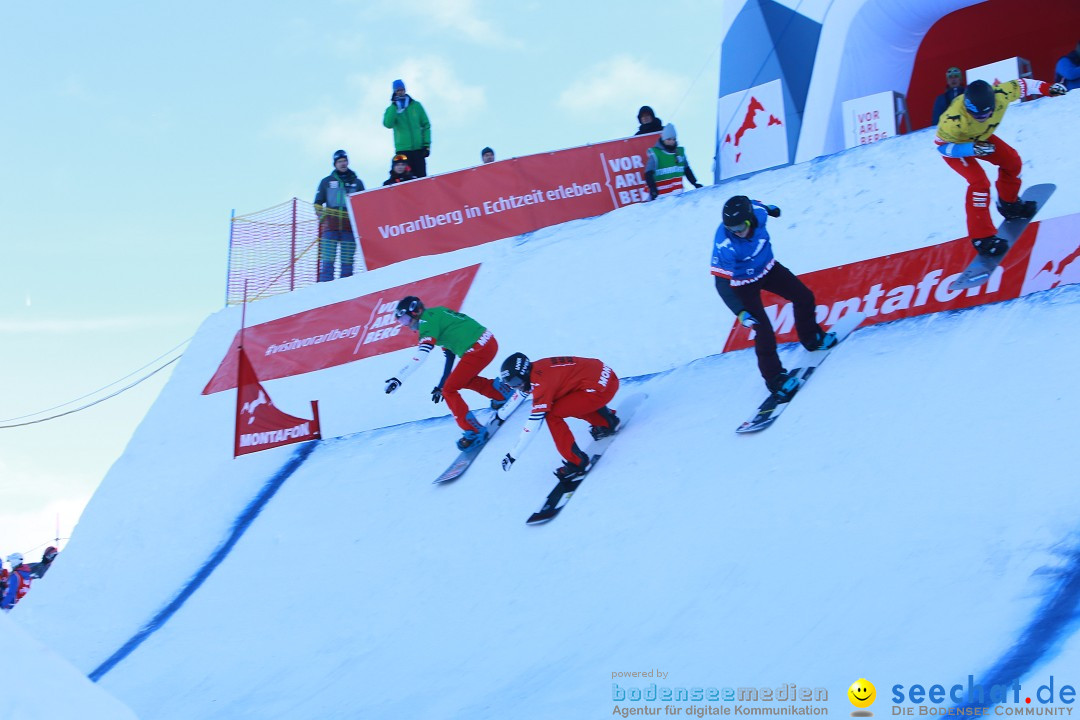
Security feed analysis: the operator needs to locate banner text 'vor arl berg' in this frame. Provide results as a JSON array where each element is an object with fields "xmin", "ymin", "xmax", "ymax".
[
  {"xmin": 350, "ymin": 134, "xmax": 660, "ymax": 270},
  {"xmin": 722, "ymin": 213, "xmax": 1080, "ymax": 351},
  {"xmin": 204, "ymin": 265, "xmax": 480, "ymax": 394}
]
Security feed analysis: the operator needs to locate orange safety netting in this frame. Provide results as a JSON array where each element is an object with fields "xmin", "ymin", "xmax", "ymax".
[{"xmin": 226, "ymin": 198, "xmax": 353, "ymax": 305}]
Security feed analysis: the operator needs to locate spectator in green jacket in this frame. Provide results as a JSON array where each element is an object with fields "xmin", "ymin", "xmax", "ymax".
[{"xmin": 383, "ymin": 79, "xmax": 431, "ymax": 177}]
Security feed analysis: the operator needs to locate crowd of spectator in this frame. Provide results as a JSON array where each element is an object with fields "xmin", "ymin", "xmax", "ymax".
[
  {"xmin": 310, "ymin": 73, "xmax": 693, "ymax": 283},
  {"xmin": 1, "ymin": 546, "xmax": 58, "ymax": 611},
  {"xmin": 310, "ymin": 41, "xmax": 1077, "ymax": 285}
]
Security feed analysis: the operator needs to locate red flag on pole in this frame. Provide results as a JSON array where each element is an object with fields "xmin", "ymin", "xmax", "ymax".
[{"xmin": 234, "ymin": 347, "xmax": 321, "ymax": 457}]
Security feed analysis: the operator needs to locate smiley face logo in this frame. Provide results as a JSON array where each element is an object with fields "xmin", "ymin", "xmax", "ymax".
[{"xmin": 848, "ymin": 678, "xmax": 876, "ymax": 711}]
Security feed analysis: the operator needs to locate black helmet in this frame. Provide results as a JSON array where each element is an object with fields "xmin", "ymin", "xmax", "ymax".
[
  {"xmin": 500, "ymin": 352, "xmax": 532, "ymax": 390},
  {"xmin": 723, "ymin": 195, "xmax": 755, "ymax": 233},
  {"xmin": 333, "ymin": 149, "xmax": 348, "ymax": 163},
  {"xmin": 963, "ymin": 80, "xmax": 996, "ymax": 120},
  {"xmin": 394, "ymin": 296, "xmax": 424, "ymax": 327}
]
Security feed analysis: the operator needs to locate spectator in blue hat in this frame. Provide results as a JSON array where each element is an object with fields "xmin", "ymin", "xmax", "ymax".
[
  {"xmin": 383, "ymin": 79, "xmax": 431, "ymax": 177},
  {"xmin": 313, "ymin": 149, "xmax": 365, "ymax": 282}
]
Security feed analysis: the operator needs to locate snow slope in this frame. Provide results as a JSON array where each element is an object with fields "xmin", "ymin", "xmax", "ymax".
[
  {"xmin": 0, "ymin": 612, "xmax": 138, "ymax": 720},
  {"xmin": 11, "ymin": 93, "xmax": 1080, "ymax": 719}
]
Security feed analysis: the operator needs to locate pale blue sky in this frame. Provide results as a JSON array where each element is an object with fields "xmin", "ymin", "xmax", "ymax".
[{"xmin": 0, "ymin": 0, "xmax": 722, "ymax": 555}]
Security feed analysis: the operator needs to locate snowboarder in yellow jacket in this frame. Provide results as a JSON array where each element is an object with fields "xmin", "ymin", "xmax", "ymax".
[{"xmin": 935, "ymin": 78, "xmax": 1067, "ymax": 257}]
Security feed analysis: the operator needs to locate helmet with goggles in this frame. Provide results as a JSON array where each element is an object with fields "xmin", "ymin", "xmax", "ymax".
[
  {"xmin": 722, "ymin": 195, "xmax": 755, "ymax": 234},
  {"xmin": 394, "ymin": 296, "xmax": 424, "ymax": 328},
  {"xmin": 499, "ymin": 352, "xmax": 532, "ymax": 391},
  {"xmin": 963, "ymin": 80, "xmax": 996, "ymax": 121}
]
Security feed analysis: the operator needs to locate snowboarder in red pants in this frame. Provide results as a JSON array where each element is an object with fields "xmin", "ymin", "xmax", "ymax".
[
  {"xmin": 935, "ymin": 77, "xmax": 1067, "ymax": 257},
  {"xmin": 385, "ymin": 297, "xmax": 514, "ymax": 450},
  {"xmin": 498, "ymin": 353, "xmax": 620, "ymax": 481}
]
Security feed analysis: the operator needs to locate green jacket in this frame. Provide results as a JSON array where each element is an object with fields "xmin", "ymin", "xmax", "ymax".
[
  {"xmin": 383, "ymin": 97, "xmax": 431, "ymax": 152},
  {"xmin": 417, "ymin": 307, "xmax": 485, "ymax": 357}
]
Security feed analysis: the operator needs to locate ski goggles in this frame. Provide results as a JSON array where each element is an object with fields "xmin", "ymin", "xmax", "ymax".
[
  {"xmin": 499, "ymin": 370, "xmax": 527, "ymax": 389},
  {"xmin": 946, "ymin": 67, "xmax": 962, "ymax": 79},
  {"xmin": 394, "ymin": 309, "xmax": 414, "ymax": 326},
  {"xmin": 725, "ymin": 220, "xmax": 751, "ymax": 234},
  {"xmin": 964, "ymin": 98, "xmax": 993, "ymax": 121}
]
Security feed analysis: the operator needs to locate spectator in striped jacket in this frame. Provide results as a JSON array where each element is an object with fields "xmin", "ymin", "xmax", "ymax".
[{"xmin": 644, "ymin": 124, "xmax": 702, "ymax": 200}]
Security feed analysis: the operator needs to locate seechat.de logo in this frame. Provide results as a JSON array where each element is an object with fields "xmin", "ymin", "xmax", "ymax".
[{"xmin": 850, "ymin": 679, "xmax": 877, "ymax": 717}]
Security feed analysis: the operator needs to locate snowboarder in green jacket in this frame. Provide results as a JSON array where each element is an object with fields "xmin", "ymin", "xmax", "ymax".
[{"xmin": 384, "ymin": 297, "xmax": 514, "ymax": 450}]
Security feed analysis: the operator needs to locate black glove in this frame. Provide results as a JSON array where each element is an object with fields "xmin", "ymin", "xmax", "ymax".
[
  {"xmin": 973, "ymin": 141, "xmax": 995, "ymax": 156},
  {"xmin": 501, "ymin": 453, "xmax": 515, "ymax": 471},
  {"xmin": 766, "ymin": 205, "xmax": 781, "ymax": 218},
  {"xmin": 422, "ymin": 147, "xmax": 430, "ymax": 158},
  {"xmin": 384, "ymin": 377, "xmax": 401, "ymax": 394},
  {"xmin": 692, "ymin": 182, "xmax": 703, "ymax": 189},
  {"xmin": 431, "ymin": 386, "xmax": 443, "ymax": 403}
]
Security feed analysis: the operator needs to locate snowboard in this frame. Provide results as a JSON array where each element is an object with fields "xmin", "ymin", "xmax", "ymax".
[
  {"xmin": 433, "ymin": 392, "xmax": 525, "ymax": 484},
  {"xmin": 736, "ymin": 311, "xmax": 866, "ymax": 434},
  {"xmin": 526, "ymin": 392, "xmax": 647, "ymax": 525},
  {"xmin": 948, "ymin": 183, "xmax": 1056, "ymax": 292}
]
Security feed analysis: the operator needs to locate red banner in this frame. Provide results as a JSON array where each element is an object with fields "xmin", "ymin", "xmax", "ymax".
[
  {"xmin": 351, "ymin": 134, "xmax": 661, "ymax": 270},
  {"xmin": 234, "ymin": 348, "xmax": 320, "ymax": 456},
  {"xmin": 722, "ymin": 216, "xmax": 1080, "ymax": 352},
  {"xmin": 205, "ymin": 265, "xmax": 479, "ymax": 394}
]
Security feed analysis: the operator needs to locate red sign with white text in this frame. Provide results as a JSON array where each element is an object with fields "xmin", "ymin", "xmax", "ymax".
[
  {"xmin": 723, "ymin": 219, "xmax": 1060, "ymax": 352},
  {"xmin": 234, "ymin": 348, "xmax": 320, "ymax": 456},
  {"xmin": 205, "ymin": 265, "xmax": 480, "ymax": 394},
  {"xmin": 351, "ymin": 134, "xmax": 660, "ymax": 270}
]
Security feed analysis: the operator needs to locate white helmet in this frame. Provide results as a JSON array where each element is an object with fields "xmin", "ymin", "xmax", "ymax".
[{"xmin": 7, "ymin": 553, "xmax": 23, "ymax": 566}]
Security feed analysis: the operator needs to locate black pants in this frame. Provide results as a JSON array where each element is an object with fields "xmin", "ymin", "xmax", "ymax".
[
  {"xmin": 402, "ymin": 149, "xmax": 427, "ymax": 178},
  {"xmin": 732, "ymin": 262, "xmax": 822, "ymax": 381}
]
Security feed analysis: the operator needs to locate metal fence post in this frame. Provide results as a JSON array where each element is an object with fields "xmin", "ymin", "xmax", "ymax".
[
  {"xmin": 225, "ymin": 209, "xmax": 235, "ymax": 307},
  {"xmin": 290, "ymin": 198, "xmax": 298, "ymax": 292}
]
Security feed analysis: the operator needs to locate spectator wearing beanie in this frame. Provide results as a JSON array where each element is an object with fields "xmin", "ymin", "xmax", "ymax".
[
  {"xmin": 313, "ymin": 149, "xmax": 364, "ymax": 282},
  {"xmin": 635, "ymin": 105, "xmax": 663, "ymax": 135},
  {"xmin": 383, "ymin": 154, "xmax": 417, "ymax": 186},
  {"xmin": 481, "ymin": 147, "xmax": 495, "ymax": 164},
  {"xmin": 383, "ymin": 79, "xmax": 432, "ymax": 177}
]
